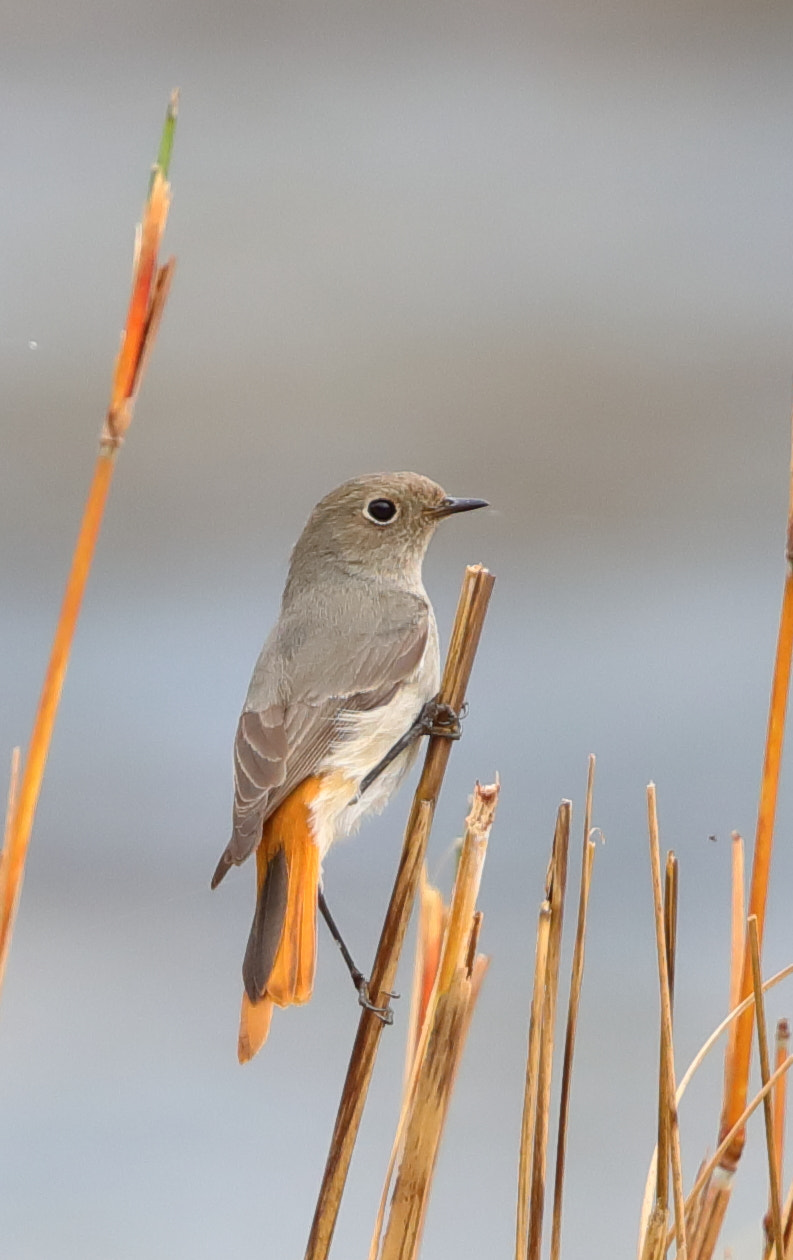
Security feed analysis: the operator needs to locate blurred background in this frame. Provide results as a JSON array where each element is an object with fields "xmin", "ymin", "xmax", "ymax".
[{"xmin": 3, "ymin": 2, "xmax": 793, "ymax": 1256}]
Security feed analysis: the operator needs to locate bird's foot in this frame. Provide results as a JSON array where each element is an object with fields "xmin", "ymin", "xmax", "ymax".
[
  {"xmin": 352, "ymin": 969, "xmax": 398, "ymax": 1025},
  {"xmin": 418, "ymin": 698, "xmax": 466, "ymax": 741}
]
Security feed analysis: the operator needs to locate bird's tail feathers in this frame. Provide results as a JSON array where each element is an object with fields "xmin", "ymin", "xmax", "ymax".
[{"xmin": 238, "ymin": 777, "xmax": 321, "ymax": 1063}]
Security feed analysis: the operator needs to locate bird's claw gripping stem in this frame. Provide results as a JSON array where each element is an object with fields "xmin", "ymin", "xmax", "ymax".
[{"xmin": 353, "ymin": 970, "xmax": 398, "ymax": 1024}]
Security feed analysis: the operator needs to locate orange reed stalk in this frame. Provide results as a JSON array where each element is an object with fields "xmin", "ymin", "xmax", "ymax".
[
  {"xmin": 718, "ymin": 469, "xmax": 793, "ymax": 1166},
  {"xmin": 0, "ymin": 92, "xmax": 177, "ymax": 999}
]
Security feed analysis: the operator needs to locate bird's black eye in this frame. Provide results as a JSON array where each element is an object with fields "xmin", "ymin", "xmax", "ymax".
[{"xmin": 364, "ymin": 497, "xmax": 398, "ymax": 524}]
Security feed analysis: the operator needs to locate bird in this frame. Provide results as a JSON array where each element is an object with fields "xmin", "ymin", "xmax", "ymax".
[{"xmin": 211, "ymin": 471, "xmax": 487, "ymax": 1062}]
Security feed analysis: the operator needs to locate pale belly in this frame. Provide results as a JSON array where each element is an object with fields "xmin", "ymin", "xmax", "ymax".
[{"xmin": 309, "ymin": 631, "xmax": 440, "ymax": 860}]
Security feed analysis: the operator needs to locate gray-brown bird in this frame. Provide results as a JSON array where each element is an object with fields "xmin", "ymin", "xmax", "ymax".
[{"xmin": 211, "ymin": 472, "xmax": 487, "ymax": 1061}]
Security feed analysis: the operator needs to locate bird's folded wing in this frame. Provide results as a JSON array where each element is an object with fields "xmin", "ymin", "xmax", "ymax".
[{"xmin": 211, "ymin": 593, "xmax": 429, "ymax": 885}]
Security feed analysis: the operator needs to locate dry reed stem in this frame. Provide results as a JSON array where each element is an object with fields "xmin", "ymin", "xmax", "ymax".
[
  {"xmin": 0, "ymin": 749, "xmax": 21, "ymax": 920},
  {"xmin": 377, "ymin": 975, "xmax": 474, "ymax": 1260},
  {"xmin": 436, "ymin": 782, "xmax": 496, "ymax": 994},
  {"xmin": 371, "ymin": 950, "xmax": 489, "ymax": 1260},
  {"xmin": 766, "ymin": 1020, "xmax": 791, "ymax": 1255},
  {"xmin": 527, "ymin": 801, "xmax": 571, "ymax": 1260},
  {"xmin": 404, "ymin": 872, "xmax": 445, "ymax": 1081},
  {"xmin": 0, "ymin": 95, "xmax": 177, "ymax": 1002},
  {"xmin": 687, "ymin": 1177, "xmax": 731, "ymax": 1260},
  {"xmin": 773, "ymin": 1182, "xmax": 793, "ymax": 1260},
  {"xmin": 772, "ymin": 1125, "xmax": 793, "ymax": 1260},
  {"xmin": 655, "ymin": 852, "xmax": 679, "ymax": 1215},
  {"xmin": 639, "ymin": 962, "xmax": 793, "ymax": 1254},
  {"xmin": 0, "ymin": 452, "xmax": 115, "ymax": 994},
  {"xmin": 719, "ymin": 409, "xmax": 793, "ymax": 1167},
  {"xmin": 376, "ymin": 784, "xmax": 497, "ymax": 1260},
  {"xmin": 369, "ymin": 855, "xmax": 437, "ymax": 1260},
  {"xmin": 723, "ymin": 833, "xmax": 745, "ymax": 1100},
  {"xmin": 550, "ymin": 756, "xmax": 597, "ymax": 1260},
  {"xmin": 647, "ymin": 785, "xmax": 687, "ymax": 1259},
  {"xmin": 642, "ymin": 1206, "xmax": 670, "ymax": 1260},
  {"xmin": 748, "ymin": 917, "xmax": 785, "ymax": 1260},
  {"xmin": 305, "ymin": 564, "xmax": 495, "ymax": 1260},
  {"xmin": 516, "ymin": 901, "xmax": 552, "ymax": 1260}
]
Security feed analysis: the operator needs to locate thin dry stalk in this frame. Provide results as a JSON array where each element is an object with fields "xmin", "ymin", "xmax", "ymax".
[
  {"xmin": 655, "ymin": 852, "xmax": 679, "ymax": 1216},
  {"xmin": 305, "ymin": 564, "xmax": 495, "ymax": 1260},
  {"xmin": 774, "ymin": 1180, "xmax": 793, "ymax": 1260},
  {"xmin": 687, "ymin": 1176, "xmax": 731, "ymax": 1260},
  {"xmin": 747, "ymin": 917, "xmax": 785, "ymax": 1260},
  {"xmin": 723, "ymin": 833, "xmax": 745, "ymax": 1102},
  {"xmin": 0, "ymin": 749, "xmax": 21, "ymax": 915},
  {"xmin": 527, "ymin": 801, "xmax": 571, "ymax": 1260},
  {"xmin": 0, "ymin": 95, "xmax": 177, "ymax": 1002},
  {"xmin": 516, "ymin": 902, "xmax": 552, "ymax": 1260},
  {"xmin": 376, "ymin": 784, "xmax": 498, "ymax": 1260},
  {"xmin": 719, "ymin": 407, "xmax": 793, "ymax": 1169},
  {"xmin": 550, "ymin": 756, "xmax": 597, "ymax": 1260},
  {"xmin": 647, "ymin": 785, "xmax": 687, "ymax": 1259},
  {"xmin": 766, "ymin": 1020, "xmax": 791, "ymax": 1255},
  {"xmin": 404, "ymin": 872, "xmax": 445, "ymax": 1080},
  {"xmin": 774, "ymin": 1139, "xmax": 793, "ymax": 1260}
]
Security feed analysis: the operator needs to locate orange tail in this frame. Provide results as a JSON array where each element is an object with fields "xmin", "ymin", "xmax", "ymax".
[{"xmin": 238, "ymin": 777, "xmax": 321, "ymax": 1063}]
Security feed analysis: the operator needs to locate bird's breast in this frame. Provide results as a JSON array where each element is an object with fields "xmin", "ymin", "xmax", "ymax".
[{"xmin": 310, "ymin": 621, "xmax": 440, "ymax": 859}]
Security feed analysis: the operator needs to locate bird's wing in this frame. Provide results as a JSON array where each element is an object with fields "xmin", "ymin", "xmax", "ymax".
[{"xmin": 211, "ymin": 592, "xmax": 429, "ymax": 887}]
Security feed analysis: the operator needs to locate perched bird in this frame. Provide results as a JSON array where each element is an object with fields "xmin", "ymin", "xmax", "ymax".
[{"xmin": 211, "ymin": 472, "xmax": 487, "ymax": 1061}]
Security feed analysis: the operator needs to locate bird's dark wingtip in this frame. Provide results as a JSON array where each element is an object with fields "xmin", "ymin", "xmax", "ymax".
[{"xmin": 211, "ymin": 850, "xmax": 233, "ymax": 890}]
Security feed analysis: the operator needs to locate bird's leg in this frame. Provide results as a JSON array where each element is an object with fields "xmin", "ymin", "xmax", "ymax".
[
  {"xmin": 351, "ymin": 697, "xmax": 466, "ymax": 804},
  {"xmin": 317, "ymin": 890, "xmax": 398, "ymax": 1023}
]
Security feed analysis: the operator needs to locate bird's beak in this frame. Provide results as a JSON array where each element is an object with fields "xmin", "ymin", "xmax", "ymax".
[{"xmin": 426, "ymin": 496, "xmax": 489, "ymax": 519}]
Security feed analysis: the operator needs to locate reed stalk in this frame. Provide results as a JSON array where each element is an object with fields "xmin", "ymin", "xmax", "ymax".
[
  {"xmin": 717, "ymin": 408, "xmax": 793, "ymax": 1175},
  {"xmin": 376, "ymin": 782, "xmax": 498, "ymax": 1260},
  {"xmin": 0, "ymin": 92, "xmax": 177, "ymax": 1002},
  {"xmin": 526, "ymin": 801, "xmax": 571, "ymax": 1260},
  {"xmin": 748, "ymin": 917, "xmax": 785, "ymax": 1260},
  {"xmin": 647, "ymin": 785, "xmax": 687, "ymax": 1259},
  {"xmin": 304, "ymin": 563, "xmax": 495, "ymax": 1260},
  {"xmin": 549, "ymin": 756, "xmax": 597, "ymax": 1260},
  {"xmin": 516, "ymin": 901, "xmax": 552, "ymax": 1260}
]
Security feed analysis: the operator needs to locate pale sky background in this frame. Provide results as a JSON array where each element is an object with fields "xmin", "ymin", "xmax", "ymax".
[{"xmin": 3, "ymin": 2, "xmax": 793, "ymax": 1257}]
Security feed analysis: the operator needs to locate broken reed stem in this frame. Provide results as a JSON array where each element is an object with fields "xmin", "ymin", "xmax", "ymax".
[
  {"xmin": 748, "ymin": 917, "xmax": 785, "ymax": 1260},
  {"xmin": 377, "ymin": 783, "xmax": 497, "ymax": 1260},
  {"xmin": 516, "ymin": 902, "xmax": 552, "ymax": 1260},
  {"xmin": 550, "ymin": 756, "xmax": 597, "ymax": 1260},
  {"xmin": 719, "ymin": 411, "xmax": 793, "ymax": 1167},
  {"xmin": 436, "ymin": 782, "xmax": 495, "ymax": 996},
  {"xmin": 527, "ymin": 801, "xmax": 571, "ymax": 1260},
  {"xmin": 304, "ymin": 564, "xmax": 495, "ymax": 1260},
  {"xmin": 655, "ymin": 852, "xmax": 679, "ymax": 1213},
  {"xmin": 0, "ymin": 94, "xmax": 177, "ymax": 1004},
  {"xmin": 647, "ymin": 785, "xmax": 687, "ymax": 1260}
]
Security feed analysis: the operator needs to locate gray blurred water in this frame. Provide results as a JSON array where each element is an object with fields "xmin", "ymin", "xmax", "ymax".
[{"xmin": 3, "ymin": 3, "xmax": 793, "ymax": 1256}]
